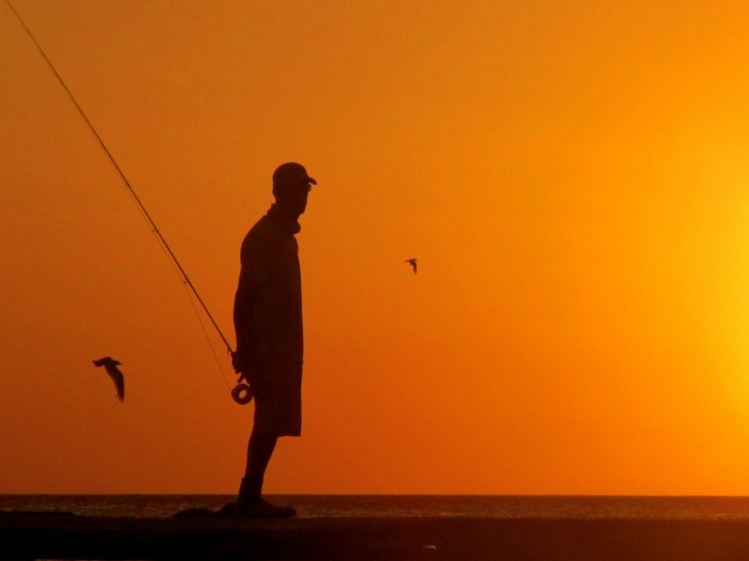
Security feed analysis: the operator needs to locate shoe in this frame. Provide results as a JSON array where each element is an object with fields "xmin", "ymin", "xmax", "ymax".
[
  {"xmin": 217, "ymin": 502, "xmax": 238, "ymax": 517},
  {"xmin": 235, "ymin": 497, "xmax": 296, "ymax": 519}
]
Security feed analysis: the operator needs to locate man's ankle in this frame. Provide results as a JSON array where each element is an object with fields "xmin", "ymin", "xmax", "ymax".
[{"xmin": 236, "ymin": 475, "xmax": 263, "ymax": 510}]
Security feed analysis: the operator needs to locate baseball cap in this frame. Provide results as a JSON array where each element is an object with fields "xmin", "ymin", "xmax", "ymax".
[{"xmin": 273, "ymin": 162, "xmax": 317, "ymax": 188}]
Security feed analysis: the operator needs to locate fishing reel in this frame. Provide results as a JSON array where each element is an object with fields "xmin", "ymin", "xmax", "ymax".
[
  {"xmin": 231, "ymin": 383, "xmax": 253, "ymax": 405},
  {"xmin": 229, "ymin": 350, "xmax": 254, "ymax": 405}
]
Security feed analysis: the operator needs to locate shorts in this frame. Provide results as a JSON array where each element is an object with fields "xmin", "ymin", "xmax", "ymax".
[{"xmin": 252, "ymin": 354, "xmax": 302, "ymax": 437}]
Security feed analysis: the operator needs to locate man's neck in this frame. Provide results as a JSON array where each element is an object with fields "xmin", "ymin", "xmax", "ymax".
[
  {"xmin": 268, "ymin": 203, "xmax": 301, "ymax": 234},
  {"xmin": 277, "ymin": 205, "xmax": 300, "ymax": 222}
]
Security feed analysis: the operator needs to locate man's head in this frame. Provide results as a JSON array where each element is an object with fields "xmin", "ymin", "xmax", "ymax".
[{"xmin": 272, "ymin": 162, "xmax": 316, "ymax": 218}]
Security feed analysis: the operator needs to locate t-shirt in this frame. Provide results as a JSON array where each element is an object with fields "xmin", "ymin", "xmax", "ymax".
[{"xmin": 234, "ymin": 205, "xmax": 303, "ymax": 363}]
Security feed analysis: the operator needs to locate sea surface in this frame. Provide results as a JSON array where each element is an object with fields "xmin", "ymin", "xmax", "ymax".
[{"xmin": 3, "ymin": 495, "xmax": 749, "ymax": 520}]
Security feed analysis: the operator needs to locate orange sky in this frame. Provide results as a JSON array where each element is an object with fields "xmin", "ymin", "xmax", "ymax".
[{"xmin": 2, "ymin": 0, "xmax": 749, "ymax": 495}]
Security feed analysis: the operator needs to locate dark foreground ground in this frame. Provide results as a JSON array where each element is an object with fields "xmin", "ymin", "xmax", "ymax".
[{"xmin": 3, "ymin": 511, "xmax": 749, "ymax": 560}]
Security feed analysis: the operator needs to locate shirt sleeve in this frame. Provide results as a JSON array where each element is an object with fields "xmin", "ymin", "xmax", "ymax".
[
  {"xmin": 238, "ymin": 228, "xmax": 273, "ymax": 284},
  {"xmin": 234, "ymin": 229, "xmax": 274, "ymax": 356}
]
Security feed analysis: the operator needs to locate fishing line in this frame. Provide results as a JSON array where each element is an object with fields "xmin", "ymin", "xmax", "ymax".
[
  {"xmin": 6, "ymin": 1, "xmax": 237, "ymax": 365},
  {"xmin": 183, "ymin": 283, "xmax": 233, "ymax": 391}
]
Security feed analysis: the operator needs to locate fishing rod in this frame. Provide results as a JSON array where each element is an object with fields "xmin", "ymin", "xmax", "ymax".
[{"xmin": 6, "ymin": 1, "xmax": 239, "ymax": 363}]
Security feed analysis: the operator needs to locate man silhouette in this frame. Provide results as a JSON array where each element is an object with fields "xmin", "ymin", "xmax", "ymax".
[{"xmin": 231, "ymin": 162, "xmax": 315, "ymax": 518}]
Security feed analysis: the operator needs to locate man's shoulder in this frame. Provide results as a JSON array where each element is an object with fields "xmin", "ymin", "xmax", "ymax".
[
  {"xmin": 245, "ymin": 213, "xmax": 273, "ymax": 238},
  {"xmin": 241, "ymin": 213, "xmax": 283, "ymax": 255}
]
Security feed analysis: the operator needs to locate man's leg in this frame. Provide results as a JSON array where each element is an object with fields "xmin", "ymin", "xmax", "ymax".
[
  {"xmin": 235, "ymin": 429, "xmax": 295, "ymax": 518},
  {"xmin": 240, "ymin": 429, "xmax": 278, "ymax": 502},
  {"xmin": 232, "ymin": 355, "xmax": 299, "ymax": 518}
]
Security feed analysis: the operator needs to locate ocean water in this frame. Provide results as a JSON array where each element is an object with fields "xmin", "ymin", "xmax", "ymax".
[{"xmin": 2, "ymin": 495, "xmax": 749, "ymax": 520}]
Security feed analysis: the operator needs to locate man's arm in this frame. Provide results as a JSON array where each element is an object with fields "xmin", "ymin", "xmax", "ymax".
[{"xmin": 233, "ymin": 277, "xmax": 269, "ymax": 379}]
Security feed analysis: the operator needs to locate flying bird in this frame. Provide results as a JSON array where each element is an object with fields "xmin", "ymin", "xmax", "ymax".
[
  {"xmin": 404, "ymin": 258, "xmax": 417, "ymax": 274},
  {"xmin": 93, "ymin": 357, "xmax": 125, "ymax": 402}
]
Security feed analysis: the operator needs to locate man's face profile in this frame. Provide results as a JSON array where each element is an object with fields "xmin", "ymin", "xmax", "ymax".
[{"xmin": 275, "ymin": 181, "xmax": 311, "ymax": 217}]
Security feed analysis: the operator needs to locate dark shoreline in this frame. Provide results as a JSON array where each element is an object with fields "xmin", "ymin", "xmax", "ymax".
[
  {"xmin": 3, "ymin": 511, "xmax": 749, "ymax": 560},
  {"xmin": 5, "ymin": 494, "xmax": 749, "ymax": 520}
]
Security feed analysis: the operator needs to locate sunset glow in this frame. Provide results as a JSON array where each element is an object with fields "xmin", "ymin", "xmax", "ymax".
[{"xmin": 2, "ymin": 0, "xmax": 749, "ymax": 495}]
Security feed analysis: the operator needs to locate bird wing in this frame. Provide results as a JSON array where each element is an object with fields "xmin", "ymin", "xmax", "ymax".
[{"xmin": 105, "ymin": 365, "xmax": 125, "ymax": 402}]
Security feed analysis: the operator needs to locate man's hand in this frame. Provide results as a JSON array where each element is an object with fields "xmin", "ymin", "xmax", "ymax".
[
  {"xmin": 231, "ymin": 351, "xmax": 248, "ymax": 374},
  {"xmin": 231, "ymin": 352, "xmax": 255, "ymax": 385}
]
